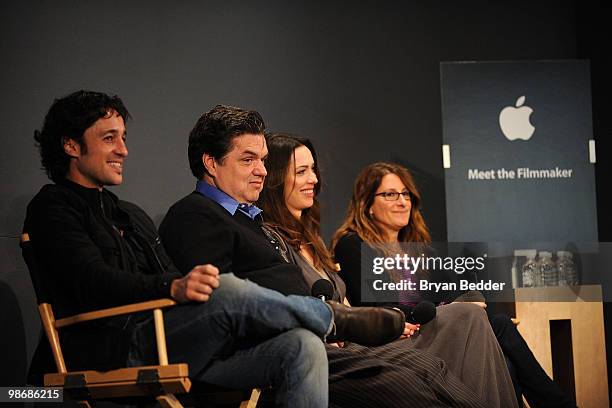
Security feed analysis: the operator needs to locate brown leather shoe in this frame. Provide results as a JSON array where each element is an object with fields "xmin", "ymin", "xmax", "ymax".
[{"xmin": 326, "ymin": 301, "xmax": 404, "ymax": 346}]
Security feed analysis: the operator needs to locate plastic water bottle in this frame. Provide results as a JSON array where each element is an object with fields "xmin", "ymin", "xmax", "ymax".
[
  {"xmin": 539, "ymin": 251, "xmax": 558, "ymax": 287},
  {"xmin": 521, "ymin": 250, "xmax": 538, "ymax": 287},
  {"xmin": 557, "ymin": 251, "xmax": 578, "ymax": 286}
]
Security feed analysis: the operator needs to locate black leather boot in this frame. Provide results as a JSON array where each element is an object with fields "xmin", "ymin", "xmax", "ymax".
[{"xmin": 326, "ymin": 301, "xmax": 404, "ymax": 346}]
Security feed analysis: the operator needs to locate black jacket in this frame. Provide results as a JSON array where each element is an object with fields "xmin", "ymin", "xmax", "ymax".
[
  {"xmin": 334, "ymin": 232, "xmax": 480, "ymax": 309},
  {"xmin": 25, "ymin": 179, "xmax": 181, "ymax": 383}
]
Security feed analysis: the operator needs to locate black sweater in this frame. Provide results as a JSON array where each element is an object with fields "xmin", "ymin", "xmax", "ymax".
[
  {"xmin": 334, "ymin": 232, "xmax": 480, "ymax": 308},
  {"xmin": 25, "ymin": 179, "xmax": 181, "ymax": 381},
  {"xmin": 334, "ymin": 232, "xmax": 417, "ymax": 316},
  {"xmin": 160, "ymin": 191, "xmax": 310, "ymax": 296}
]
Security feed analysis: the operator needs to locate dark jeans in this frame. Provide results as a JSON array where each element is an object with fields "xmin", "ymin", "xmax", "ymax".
[{"xmin": 488, "ymin": 313, "xmax": 577, "ymax": 408}]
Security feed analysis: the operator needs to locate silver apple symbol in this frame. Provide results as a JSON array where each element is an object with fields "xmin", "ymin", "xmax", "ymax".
[{"xmin": 499, "ymin": 95, "xmax": 535, "ymax": 141}]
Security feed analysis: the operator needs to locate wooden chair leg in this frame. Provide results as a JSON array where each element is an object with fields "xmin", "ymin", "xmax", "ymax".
[
  {"xmin": 157, "ymin": 393, "xmax": 184, "ymax": 408},
  {"xmin": 239, "ymin": 388, "xmax": 261, "ymax": 408}
]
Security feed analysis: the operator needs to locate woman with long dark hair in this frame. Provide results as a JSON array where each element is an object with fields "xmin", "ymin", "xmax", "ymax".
[{"xmin": 259, "ymin": 133, "xmax": 519, "ymax": 408}]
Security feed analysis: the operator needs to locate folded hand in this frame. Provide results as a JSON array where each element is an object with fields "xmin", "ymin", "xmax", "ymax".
[
  {"xmin": 171, "ymin": 264, "xmax": 220, "ymax": 303},
  {"xmin": 400, "ymin": 322, "xmax": 420, "ymax": 339}
]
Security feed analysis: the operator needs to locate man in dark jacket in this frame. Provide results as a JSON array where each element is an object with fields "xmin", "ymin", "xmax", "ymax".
[
  {"xmin": 159, "ymin": 104, "xmax": 492, "ymax": 408},
  {"xmin": 25, "ymin": 90, "xmax": 403, "ymax": 408}
]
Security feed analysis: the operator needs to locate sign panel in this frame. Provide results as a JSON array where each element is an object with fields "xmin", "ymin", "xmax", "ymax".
[{"xmin": 441, "ymin": 60, "xmax": 597, "ymax": 244}]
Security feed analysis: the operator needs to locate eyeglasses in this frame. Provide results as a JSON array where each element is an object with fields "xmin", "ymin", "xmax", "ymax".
[{"xmin": 374, "ymin": 191, "xmax": 412, "ymax": 201}]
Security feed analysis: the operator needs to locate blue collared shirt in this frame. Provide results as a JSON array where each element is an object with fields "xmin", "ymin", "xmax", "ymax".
[{"xmin": 195, "ymin": 180, "xmax": 263, "ymax": 220}]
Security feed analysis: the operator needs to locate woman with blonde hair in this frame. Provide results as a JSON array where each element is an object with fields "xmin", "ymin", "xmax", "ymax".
[{"xmin": 259, "ymin": 133, "xmax": 518, "ymax": 408}]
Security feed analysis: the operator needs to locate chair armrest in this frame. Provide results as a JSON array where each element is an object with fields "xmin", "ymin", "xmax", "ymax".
[{"xmin": 55, "ymin": 298, "xmax": 177, "ymax": 328}]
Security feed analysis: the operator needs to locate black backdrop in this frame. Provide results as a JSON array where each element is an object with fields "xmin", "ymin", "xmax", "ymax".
[{"xmin": 1, "ymin": 0, "xmax": 609, "ymax": 400}]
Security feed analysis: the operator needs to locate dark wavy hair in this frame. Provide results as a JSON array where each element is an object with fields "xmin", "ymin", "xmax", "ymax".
[
  {"xmin": 34, "ymin": 90, "xmax": 130, "ymax": 183},
  {"xmin": 188, "ymin": 104, "xmax": 265, "ymax": 179},
  {"xmin": 258, "ymin": 133, "xmax": 337, "ymax": 272},
  {"xmin": 332, "ymin": 162, "xmax": 431, "ymax": 252}
]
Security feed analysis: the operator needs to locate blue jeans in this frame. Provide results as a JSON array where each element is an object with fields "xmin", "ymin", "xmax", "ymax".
[{"xmin": 129, "ymin": 273, "xmax": 331, "ymax": 407}]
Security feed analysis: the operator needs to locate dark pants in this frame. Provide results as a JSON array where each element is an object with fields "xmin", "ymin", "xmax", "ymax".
[{"xmin": 488, "ymin": 314, "xmax": 577, "ymax": 408}]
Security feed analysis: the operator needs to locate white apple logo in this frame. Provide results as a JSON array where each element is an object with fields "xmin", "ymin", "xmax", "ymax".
[{"xmin": 499, "ymin": 95, "xmax": 535, "ymax": 141}]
